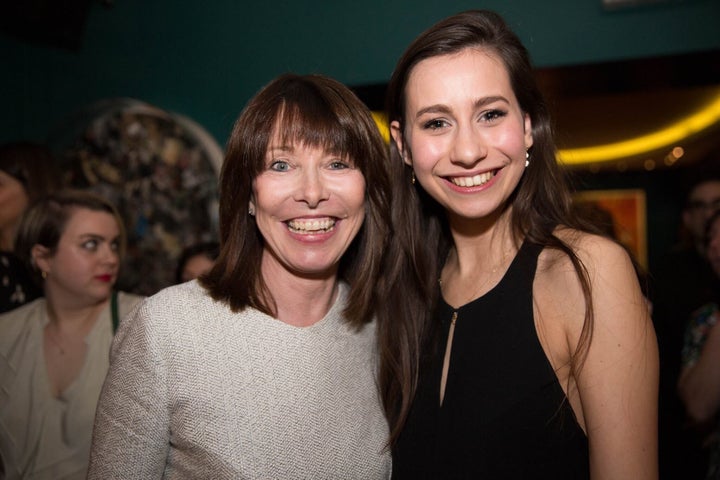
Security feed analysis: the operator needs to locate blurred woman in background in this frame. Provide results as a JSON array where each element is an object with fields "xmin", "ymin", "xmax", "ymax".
[
  {"xmin": 174, "ymin": 241, "xmax": 219, "ymax": 284},
  {"xmin": 679, "ymin": 210, "xmax": 720, "ymax": 479},
  {"xmin": 0, "ymin": 189, "xmax": 143, "ymax": 480},
  {"xmin": 0, "ymin": 142, "xmax": 62, "ymax": 312}
]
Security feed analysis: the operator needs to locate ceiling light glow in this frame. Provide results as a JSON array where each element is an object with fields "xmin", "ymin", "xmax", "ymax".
[{"xmin": 557, "ymin": 95, "xmax": 720, "ymax": 165}]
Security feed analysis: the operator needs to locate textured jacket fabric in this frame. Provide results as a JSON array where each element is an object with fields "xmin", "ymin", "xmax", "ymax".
[
  {"xmin": 0, "ymin": 292, "xmax": 143, "ymax": 480},
  {"xmin": 87, "ymin": 280, "xmax": 391, "ymax": 479}
]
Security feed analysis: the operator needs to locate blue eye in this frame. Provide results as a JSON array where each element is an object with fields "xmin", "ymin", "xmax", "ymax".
[
  {"xmin": 269, "ymin": 160, "xmax": 290, "ymax": 172},
  {"xmin": 329, "ymin": 160, "xmax": 350, "ymax": 170}
]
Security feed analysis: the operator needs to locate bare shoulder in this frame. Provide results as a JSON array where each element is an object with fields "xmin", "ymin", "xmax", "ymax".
[
  {"xmin": 537, "ymin": 227, "xmax": 635, "ymax": 284},
  {"xmin": 534, "ymin": 226, "xmax": 644, "ymax": 340},
  {"xmin": 533, "ymin": 227, "xmax": 658, "ymax": 477}
]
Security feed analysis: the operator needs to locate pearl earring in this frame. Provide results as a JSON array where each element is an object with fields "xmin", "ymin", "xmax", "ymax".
[{"xmin": 525, "ymin": 150, "xmax": 530, "ymax": 168}]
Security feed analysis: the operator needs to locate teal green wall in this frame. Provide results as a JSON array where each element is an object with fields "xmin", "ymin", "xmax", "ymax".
[{"xmin": 2, "ymin": 0, "xmax": 719, "ymax": 145}]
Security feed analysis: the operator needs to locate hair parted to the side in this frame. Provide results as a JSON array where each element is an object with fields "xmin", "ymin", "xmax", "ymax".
[
  {"xmin": 14, "ymin": 189, "xmax": 126, "ymax": 286},
  {"xmin": 380, "ymin": 9, "xmax": 601, "ymax": 445},
  {"xmin": 200, "ymin": 73, "xmax": 391, "ymax": 328}
]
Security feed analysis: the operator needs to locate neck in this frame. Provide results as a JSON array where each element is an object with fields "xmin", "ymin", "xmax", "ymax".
[
  {"xmin": 440, "ymin": 211, "xmax": 518, "ymax": 308},
  {"xmin": 44, "ymin": 284, "xmax": 110, "ymax": 328},
  {"xmin": 45, "ymin": 294, "xmax": 108, "ymax": 333},
  {"xmin": 447, "ymin": 209, "xmax": 516, "ymax": 275},
  {"xmin": 260, "ymin": 255, "xmax": 340, "ymax": 327}
]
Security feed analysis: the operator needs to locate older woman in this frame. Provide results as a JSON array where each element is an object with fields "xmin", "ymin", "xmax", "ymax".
[
  {"xmin": 87, "ymin": 74, "xmax": 392, "ymax": 479},
  {"xmin": 0, "ymin": 190, "xmax": 143, "ymax": 480}
]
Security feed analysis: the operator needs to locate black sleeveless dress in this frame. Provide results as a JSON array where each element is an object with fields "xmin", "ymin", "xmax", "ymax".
[{"xmin": 392, "ymin": 241, "xmax": 589, "ymax": 479}]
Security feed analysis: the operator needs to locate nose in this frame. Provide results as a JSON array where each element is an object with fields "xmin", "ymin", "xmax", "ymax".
[
  {"xmin": 294, "ymin": 168, "xmax": 329, "ymax": 208},
  {"xmin": 101, "ymin": 244, "xmax": 120, "ymax": 265},
  {"xmin": 450, "ymin": 123, "xmax": 487, "ymax": 167}
]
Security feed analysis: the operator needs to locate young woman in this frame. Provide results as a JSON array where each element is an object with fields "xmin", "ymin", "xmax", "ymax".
[
  {"xmin": 378, "ymin": 10, "xmax": 658, "ymax": 479},
  {"xmin": 87, "ymin": 74, "xmax": 392, "ymax": 478},
  {"xmin": 0, "ymin": 190, "xmax": 142, "ymax": 480}
]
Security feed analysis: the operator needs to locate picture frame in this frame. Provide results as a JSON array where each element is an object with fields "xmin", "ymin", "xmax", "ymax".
[{"xmin": 573, "ymin": 188, "xmax": 648, "ymax": 268}]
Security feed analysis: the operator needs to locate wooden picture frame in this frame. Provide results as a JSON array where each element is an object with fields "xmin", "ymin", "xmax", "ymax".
[{"xmin": 573, "ymin": 189, "xmax": 648, "ymax": 268}]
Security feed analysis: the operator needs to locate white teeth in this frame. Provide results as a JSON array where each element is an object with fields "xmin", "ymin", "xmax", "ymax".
[
  {"xmin": 451, "ymin": 171, "xmax": 494, "ymax": 187},
  {"xmin": 287, "ymin": 218, "xmax": 336, "ymax": 233}
]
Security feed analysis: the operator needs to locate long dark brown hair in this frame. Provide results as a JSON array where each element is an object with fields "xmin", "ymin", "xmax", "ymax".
[
  {"xmin": 201, "ymin": 73, "xmax": 391, "ymax": 328},
  {"xmin": 380, "ymin": 9, "xmax": 600, "ymax": 445}
]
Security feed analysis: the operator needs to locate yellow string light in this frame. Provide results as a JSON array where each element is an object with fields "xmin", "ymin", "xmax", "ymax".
[{"xmin": 557, "ymin": 94, "xmax": 720, "ymax": 165}]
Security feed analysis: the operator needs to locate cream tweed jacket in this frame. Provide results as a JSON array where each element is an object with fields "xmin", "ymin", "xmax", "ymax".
[{"xmin": 87, "ymin": 280, "xmax": 390, "ymax": 479}]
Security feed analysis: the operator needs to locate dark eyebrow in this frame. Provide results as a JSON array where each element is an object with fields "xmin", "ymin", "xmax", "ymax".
[
  {"xmin": 414, "ymin": 104, "xmax": 451, "ymax": 119},
  {"xmin": 414, "ymin": 95, "xmax": 509, "ymax": 120},
  {"xmin": 79, "ymin": 233, "xmax": 119, "ymax": 243},
  {"xmin": 79, "ymin": 233, "xmax": 105, "ymax": 240}
]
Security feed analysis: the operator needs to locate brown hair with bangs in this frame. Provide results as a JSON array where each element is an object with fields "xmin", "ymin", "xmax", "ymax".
[{"xmin": 201, "ymin": 73, "xmax": 391, "ymax": 328}]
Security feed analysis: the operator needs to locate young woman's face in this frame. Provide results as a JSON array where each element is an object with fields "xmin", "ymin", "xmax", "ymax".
[
  {"xmin": 392, "ymin": 48, "xmax": 533, "ymax": 224},
  {"xmin": 251, "ymin": 131, "xmax": 366, "ymax": 281},
  {"xmin": 36, "ymin": 208, "xmax": 120, "ymax": 305},
  {"xmin": 707, "ymin": 216, "xmax": 720, "ymax": 277},
  {"xmin": 683, "ymin": 180, "xmax": 720, "ymax": 245}
]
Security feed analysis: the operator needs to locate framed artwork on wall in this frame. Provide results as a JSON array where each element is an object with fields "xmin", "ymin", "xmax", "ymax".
[
  {"xmin": 50, "ymin": 98, "xmax": 222, "ymax": 295},
  {"xmin": 573, "ymin": 188, "xmax": 648, "ymax": 268}
]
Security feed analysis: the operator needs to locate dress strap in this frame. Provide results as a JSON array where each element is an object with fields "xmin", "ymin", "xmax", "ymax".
[{"xmin": 111, "ymin": 291, "xmax": 119, "ymax": 333}]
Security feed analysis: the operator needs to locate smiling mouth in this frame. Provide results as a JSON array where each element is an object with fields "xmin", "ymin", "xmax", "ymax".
[
  {"xmin": 287, "ymin": 218, "xmax": 336, "ymax": 234},
  {"xmin": 449, "ymin": 170, "xmax": 496, "ymax": 187}
]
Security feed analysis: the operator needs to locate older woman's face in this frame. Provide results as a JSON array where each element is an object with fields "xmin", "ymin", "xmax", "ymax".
[{"xmin": 250, "ymin": 132, "xmax": 366, "ymax": 280}]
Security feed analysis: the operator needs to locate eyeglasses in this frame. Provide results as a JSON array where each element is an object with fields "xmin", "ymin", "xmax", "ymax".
[{"xmin": 687, "ymin": 198, "xmax": 720, "ymax": 213}]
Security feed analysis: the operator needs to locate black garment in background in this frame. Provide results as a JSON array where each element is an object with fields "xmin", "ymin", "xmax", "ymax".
[
  {"xmin": 652, "ymin": 246, "xmax": 720, "ymax": 480},
  {"xmin": 0, "ymin": 251, "xmax": 41, "ymax": 314},
  {"xmin": 393, "ymin": 241, "xmax": 589, "ymax": 479}
]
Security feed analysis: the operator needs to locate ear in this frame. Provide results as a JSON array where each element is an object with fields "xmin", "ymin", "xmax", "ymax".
[
  {"xmin": 248, "ymin": 193, "xmax": 257, "ymax": 217},
  {"xmin": 31, "ymin": 244, "xmax": 51, "ymax": 275},
  {"xmin": 523, "ymin": 113, "xmax": 534, "ymax": 150},
  {"xmin": 390, "ymin": 120, "xmax": 412, "ymax": 167}
]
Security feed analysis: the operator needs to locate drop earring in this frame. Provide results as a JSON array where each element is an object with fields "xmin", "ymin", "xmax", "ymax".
[
  {"xmin": 525, "ymin": 150, "xmax": 530, "ymax": 168},
  {"xmin": 411, "ymin": 170, "xmax": 416, "ymax": 185}
]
